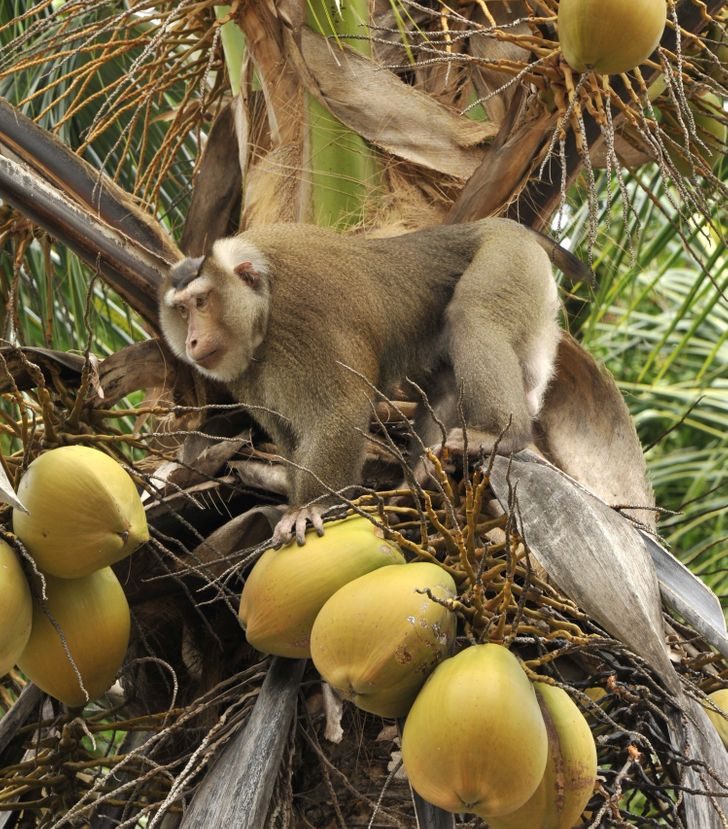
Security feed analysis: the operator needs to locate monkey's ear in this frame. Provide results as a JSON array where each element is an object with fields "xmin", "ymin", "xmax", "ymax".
[{"xmin": 234, "ymin": 261, "xmax": 261, "ymax": 289}]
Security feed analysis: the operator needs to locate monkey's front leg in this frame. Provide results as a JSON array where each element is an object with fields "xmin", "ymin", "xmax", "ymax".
[{"xmin": 272, "ymin": 413, "xmax": 369, "ymax": 546}]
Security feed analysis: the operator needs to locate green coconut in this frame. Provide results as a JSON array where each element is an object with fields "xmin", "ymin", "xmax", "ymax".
[
  {"xmin": 239, "ymin": 515, "xmax": 405, "ymax": 658},
  {"xmin": 17, "ymin": 567, "xmax": 130, "ymax": 707},
  {"xmin": 558, "ymin": 0, "xmax": 666, "ymax": 75},
  {"xmin": 401, "ymin": 643, "xmax": 548, "ymax": 817},
  {"xmin": 663, "ymin": 92, "xmax": 727, "ymax": 175},
  {"xmin": 310, "ymin": 561, "xmax": 457, "ymax": 718},
  {"xmin": 485, "ymin": 682, "xmax": 597, "ymax": 828},
  {"xmin": 13, "ymin": 445, "xmax": 149, "ymax": 578},
  {"xmin": 704, "ymin": 689, "xmax": 728, "ymax": 749},
  {"xmin": 0, "ymin": 540, "xmax": 32, "ymax": 675}
]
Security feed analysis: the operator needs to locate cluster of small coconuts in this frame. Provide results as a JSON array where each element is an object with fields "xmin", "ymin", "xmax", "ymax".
[
  {"xmin": 1, "ymin": 446, "xmax": 148, "ymax": 707},
  {"xmin": 239, "ymin": 515, "xmax": 600, "ymax": 827}
]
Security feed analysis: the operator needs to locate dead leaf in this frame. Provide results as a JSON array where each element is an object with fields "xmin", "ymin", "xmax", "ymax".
[
  {"xmin": 289, "ymin": 27, "xmax": 496, "ymax": 179},
  {"xmin": 537, "ymin": 334, "xmax": 656, "ymax": 529},
  {"xmin": 0, "ymin": 459, "xmax": 26, "ymax": 513},
  {"xmin": 0, "ymin": 346, "xmax": 84, "ymax": 393},
  {"xmin": 489, "ymin": 452, "xmax": 677, "ymax": 689}
]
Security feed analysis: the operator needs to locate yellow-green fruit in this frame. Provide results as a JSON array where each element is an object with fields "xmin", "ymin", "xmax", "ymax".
[
  {"xmin": 0, "ymin": 540, "xmax": 32, "ymax": 675},
  {"xmin": 310, "ymin": 562, "xmax": 456, "ymax": 718},
  {"xmin": 584, "ymin": 686, "xmax": 607, "ymax": 703},
  {"xmin": 13, "ymin": 446, "xmax": 148, "ymax": 578},
  {"xmin": 485, "ymin": 683, "xmax": 597, "ymax": 829},
  {"xmin": 558, "ymin": 0, "xmax": 667, "ymax": 75},
  {"xmin": 239, "ymin": 516, "xmax": 405, "ymax": 658},
  {"xmin": 704, "ymin": 689, "xmax": 728, "ymax": 748},
  {"xmin": 691, "ymin": 93, "xmax": 726, "ymax": 147},
  {"xmin": 401, "ymin": 644, "xmax": 548, "ymax": 816},
  {"xmin": 17, "ymin": 567, "xmax": 130, "ymax": 707}
]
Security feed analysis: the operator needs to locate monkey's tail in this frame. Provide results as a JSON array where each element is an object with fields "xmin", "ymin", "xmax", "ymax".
[{"xmin": 530, "ymin": 229, "xmax": 595, "ymax": 287}]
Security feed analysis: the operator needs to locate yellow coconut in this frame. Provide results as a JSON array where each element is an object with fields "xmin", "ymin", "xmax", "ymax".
[
  {"xmin": 17, "ymin": 567, "xmax": 130, "ymax": 707},
  {"xmin": 239, "ymin": 515, "xmax": 405, "ymax": 658},
  {"xmin": 0, "ymin": 540, "xmax": 32, "ymax": 675},
  {"xmin": 703, "ymin": 689, "xmax": 728, "ymax": 749},
  {"xmin": 485, "ymin": 682, "xmax": 597, "ymax": 829},
  {"xmin": 558, "ymin": 0, "xmax": 667, "ymax": 75},
  {"xmin": 310, "ymin": 561, "xmax": 457, "ymax": 718},
  {"xmin": 13, "ymin": 445, "xmax": 149, "ymax": 578},
  {"xmin": 401, "ymin": 644, "xmax": 548, "ymax": 817}
]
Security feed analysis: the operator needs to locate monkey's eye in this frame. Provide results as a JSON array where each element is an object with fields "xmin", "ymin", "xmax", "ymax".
[
  {"xmin": 175, "ymin": 304, "xmax": 189, "ymax": 320},
  {"xmin": 194, "ymin": 294, "xmax": 209, "ymax": 310}
]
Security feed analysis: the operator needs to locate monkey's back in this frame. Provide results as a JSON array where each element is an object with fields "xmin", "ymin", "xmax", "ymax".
[
  {"xmin": 240, "ymin": 222, "xmax": 485, "ymax": 388},
  {"xmin": 236, "ymin": 218, "xmax": 556, "ymax": 414}
]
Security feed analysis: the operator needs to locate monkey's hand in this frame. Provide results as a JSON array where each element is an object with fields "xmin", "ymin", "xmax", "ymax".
[{"xmin": 272, "ymin": 504, "xmax": 327, "ymax": 547}]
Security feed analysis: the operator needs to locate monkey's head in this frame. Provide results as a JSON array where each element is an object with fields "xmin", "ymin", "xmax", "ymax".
[{"xmin": 159, "ymin": 237, "xmax": 271, "ymax": 383}]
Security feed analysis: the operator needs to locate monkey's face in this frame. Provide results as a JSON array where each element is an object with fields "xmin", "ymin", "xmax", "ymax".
[
  {"xmin": 159, "ymin": 251, "xmax": 270, "ymax": 383},
  {"xmin": 163, "ymin": 275, "xmax": 230, "ymax": 376}
]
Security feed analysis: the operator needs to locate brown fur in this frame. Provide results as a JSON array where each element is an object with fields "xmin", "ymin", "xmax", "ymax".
[{"xmin": 159, "ymin": 218, "xmax": 573, "ymax": 542}]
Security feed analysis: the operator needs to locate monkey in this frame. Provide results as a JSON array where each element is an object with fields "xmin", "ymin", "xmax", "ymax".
[{"xmin": 159, "ymin": 219, "xmax": 591, "ymax": 546}]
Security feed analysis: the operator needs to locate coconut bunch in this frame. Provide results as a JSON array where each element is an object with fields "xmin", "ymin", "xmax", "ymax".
[
  {"xmin": 402, "ymin": 645, "xmax": 597, "ymax": 827},
  {"xmin": 238, "ymin": 513, "xmax": 600, "ymax": 827},
  {"xmin": 2, "ymin": 446, "xmax": 148, "ymax": 706},
  {"xmin": 237, "ymin": 459, "xmax": 728, "ymax": 827}
]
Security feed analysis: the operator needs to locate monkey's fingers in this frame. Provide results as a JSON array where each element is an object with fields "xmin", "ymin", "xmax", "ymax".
[
  {"xmin": 301, "ymin": 506, "xmax": 326, "ymax": 545},
  {"xmin": 272, "ymin": 505, "xmax": 327, "ymax": 547}
]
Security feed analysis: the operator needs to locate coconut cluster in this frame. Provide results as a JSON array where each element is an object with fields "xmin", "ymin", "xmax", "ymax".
[
  {"xmin": 239, "ymin": 516, "xmax": 600, "ymax": 827},
  {"xmin": 402, "ymin": 645, "xmax": 598, "ymax": 827},
  {"xmin": 239, "ymin": 515, "xmax": 457, "ymax": 716},
  {"xmin": 1, "ymin": 446, "xmax": 148, "ymax": 706}
]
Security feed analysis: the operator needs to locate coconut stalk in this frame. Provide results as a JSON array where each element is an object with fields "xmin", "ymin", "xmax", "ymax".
[
  {"xmin": 215, "ymin": 5, "xmax": 246, "ymax": 97},
  {"xmin": 305, "ymin": 0, "xmax": 381, "ymax": 228}
]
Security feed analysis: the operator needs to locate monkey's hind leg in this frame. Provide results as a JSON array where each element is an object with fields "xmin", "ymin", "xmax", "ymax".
[
  {"xmin": 446, "ymin": 325, "xmax": 537, "ymax": 455},
  {"xmin": 444, "ymin": 228, "xmax": 560, "ymax": 456}
]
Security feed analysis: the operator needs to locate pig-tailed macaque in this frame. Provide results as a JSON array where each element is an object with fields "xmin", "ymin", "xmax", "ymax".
[{"xmin": 159, "ymin": 219, "xmax": 590, "ymax": 545}]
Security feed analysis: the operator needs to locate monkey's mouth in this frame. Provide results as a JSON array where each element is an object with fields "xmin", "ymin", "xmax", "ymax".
[{"xmin": 194, "ymin": 350, "xmax": 220, "ymax": 369}]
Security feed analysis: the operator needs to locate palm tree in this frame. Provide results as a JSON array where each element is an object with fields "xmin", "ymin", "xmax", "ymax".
[{"xmin": 0, "ymin": 1, "xmax": 725, "ymax": 826}]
